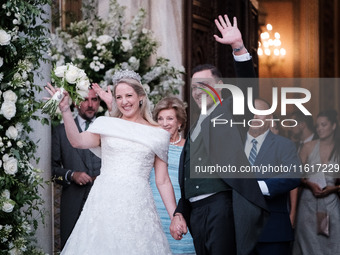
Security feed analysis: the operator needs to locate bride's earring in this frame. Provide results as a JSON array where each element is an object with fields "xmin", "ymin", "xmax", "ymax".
[{"xmin": 139, "ymin": 100, "xmax": 143, "ymax": 107}]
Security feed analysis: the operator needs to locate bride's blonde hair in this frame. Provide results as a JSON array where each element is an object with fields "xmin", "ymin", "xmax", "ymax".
[{"xmin": 111, "ymin": 78, "xmax": 158, "ymax": 125}]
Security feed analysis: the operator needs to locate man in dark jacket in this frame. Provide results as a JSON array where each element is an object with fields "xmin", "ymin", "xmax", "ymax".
[{"xmin": 170, "ymin": 14, "xmax": 268, "ymax": 255}]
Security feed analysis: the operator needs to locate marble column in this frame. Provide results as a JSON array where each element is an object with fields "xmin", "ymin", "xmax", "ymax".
[{"xmin": 30, "ymin": 3, "xmax": 53, "ymax": 254}]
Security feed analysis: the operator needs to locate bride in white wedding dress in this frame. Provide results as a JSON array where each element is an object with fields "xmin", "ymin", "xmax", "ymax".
[{"xmin": 46, "ymin": 71, "xmax": 178, "ymax": 255}]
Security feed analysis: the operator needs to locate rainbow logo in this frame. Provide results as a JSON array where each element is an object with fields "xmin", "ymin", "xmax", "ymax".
[{"xmin": 197, "ymin": 82, "xmax": 222, "ymax": 106}]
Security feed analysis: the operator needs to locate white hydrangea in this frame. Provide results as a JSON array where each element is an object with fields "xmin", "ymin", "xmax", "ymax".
[
  {"xmin": 142, "ymin": 84, "xmax": 150, "ymax": 94},
  {"xmin": 96, "ymin": 35, "xmax": 113, "ymax": 45},
  {"xmin": 161, "ymin": 80, "xmax": 170, "ymax": 90},
  {"xmin": 120, "ymin": 62, "xmax": 130, "ymax": 70},
  {"xmin": 90, "ymin": 60, "xmax": 105, "ymax": 72},
  {"xmin": 121, "ymin": 39, "xmax": 132, "ymax": 52},
  {"xmin": 128, "ymin": 56, "xmax": 140, "ymax": 71},
  {"xmin": 177, "ymin": 65, "xmax": 185, "ymax": 73}
]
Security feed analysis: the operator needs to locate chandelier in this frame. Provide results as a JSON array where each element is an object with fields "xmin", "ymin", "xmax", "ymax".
[{"xmin": 258, "ymin": 24, "xmax": 286, "ymax": 74}]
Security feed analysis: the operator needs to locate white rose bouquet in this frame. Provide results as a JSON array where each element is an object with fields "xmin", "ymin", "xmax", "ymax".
[{"xmin": 42, "ymin": 63, "xmax": 90, "ymax": 116}]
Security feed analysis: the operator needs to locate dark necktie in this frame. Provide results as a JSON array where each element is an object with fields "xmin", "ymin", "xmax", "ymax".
[
  {"xmin": 85, "ymin": 120, "xmax": 91, "ymax": 131},
  {"xmin": 248, "ymin": 139, "xmax": 258, "ymax": 166}
]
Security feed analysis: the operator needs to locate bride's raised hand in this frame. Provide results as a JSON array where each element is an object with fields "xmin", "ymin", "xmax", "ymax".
[
  {"xmin": 91, "ymin": 83, "xmax": 113, "ymax": 112},
  {"xmin": 44, "ymin": 82, "xmax": 71, "ymax": 112}
]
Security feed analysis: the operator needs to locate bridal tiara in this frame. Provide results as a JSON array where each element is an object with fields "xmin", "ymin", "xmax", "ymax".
[{"xmin": 112, "ymin": 69, "xmax": 142, "ymax": 85}]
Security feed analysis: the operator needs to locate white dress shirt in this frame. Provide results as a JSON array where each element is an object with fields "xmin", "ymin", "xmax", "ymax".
[
  {"xmin": 77, "ymin": 115, "xmax": 96, "ymax": 132},
  {"xmin": 245, "ymin": 129, "xmax": 270, "ymax": 196}
]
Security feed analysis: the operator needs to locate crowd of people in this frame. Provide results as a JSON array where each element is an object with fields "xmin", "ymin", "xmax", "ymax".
[{"xmin": 48, "ymin": 13, "xmax": 340, "ymax": 255}]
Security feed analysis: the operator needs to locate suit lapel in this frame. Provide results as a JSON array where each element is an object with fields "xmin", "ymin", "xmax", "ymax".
[
  {"xmin": 75, "ymin": 117, "xmax": 82, "ymax": 133},
  {"xmin": 74, "ymin": 118, "xmax": 92, "ymax": 172},
  {"xmin": 201, "ymin": 101, "xmax": 227, "ymax": 151},
  {"xmin": 201, "ymin": 115, "xmax": 210, "ymax": 152}
]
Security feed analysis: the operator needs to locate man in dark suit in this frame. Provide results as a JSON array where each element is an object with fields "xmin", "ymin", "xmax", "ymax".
[
  {"xmin": 170, "ymin": 15, "xmax": 268, "ymax": 255},
  {"xmin": 52, "ymin": 88, "xmax": 101, "ymax": 248},
  {"xmin": 247, "ymin": 99, "xmax": 301, "ymax": 255}
]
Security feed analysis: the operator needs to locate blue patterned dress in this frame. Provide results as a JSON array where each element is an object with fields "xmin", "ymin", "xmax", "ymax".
[{"xmin": 150, "ymin": 144, "xmax": 196, "ymax": 254}]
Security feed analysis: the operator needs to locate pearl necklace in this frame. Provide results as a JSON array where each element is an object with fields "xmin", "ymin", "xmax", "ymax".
[{"xmin": 170, "ymin": 134, "xmax": 182, "ymax": 145}]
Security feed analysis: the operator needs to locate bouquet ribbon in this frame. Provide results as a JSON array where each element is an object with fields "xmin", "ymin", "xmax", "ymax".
[{"xmin": 42, "ymin": 88, "xmax": 65, "ymax": 116}]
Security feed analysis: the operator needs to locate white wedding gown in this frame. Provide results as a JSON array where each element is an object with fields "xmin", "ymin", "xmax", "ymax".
[{"xmin": 61, "ymin": 117, "xmax": 171, "ymax": 255}]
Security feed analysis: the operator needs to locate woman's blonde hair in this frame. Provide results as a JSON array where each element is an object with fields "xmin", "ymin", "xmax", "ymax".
[{"xmin": 111, "ymin": 78, "xmax": 157, "ymax": 125}]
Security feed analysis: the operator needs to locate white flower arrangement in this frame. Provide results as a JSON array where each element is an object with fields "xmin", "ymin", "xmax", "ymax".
[
  {"xmin": 3, "ymin": 156, "xmax": 18, "ymax": 175},
  {"xmin": 2, "ymin": 200, "xmax": 15, "ymax": 213},
  {"xmin": 1, "ymin": 189, "xmax": 10, "ymax": 199},
  {"xmin": 42, "ymin": 63, "xmax": 91, "ymax": 116},
  {"xmin": 5, "ymin": 126, "xmax": 18, "ymax": 140},
  {"xmin": 50, "ymin": 0, "xmax": 185, "ymax": 121},
  {"xmin": 0, "ymin": 29, "xmax": 11, "ymax": 45},
  {"xmin": 0, "ymin": 189, "xmax": 15, "ymax": 213},
  {"xmin": 0, "ymin": 0, "xmax": 48, "ymax": 253},
  {"xmin": 0, "ymin": 101, "xmax": 16, "ymax": 120}
]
